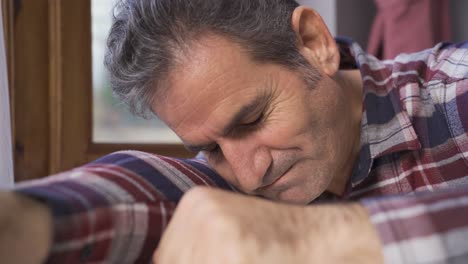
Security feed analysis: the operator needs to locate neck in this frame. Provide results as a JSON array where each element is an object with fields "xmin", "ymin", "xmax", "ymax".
[{"xmin": 327, "ymin": 69, "xmax": 363, "ymax": 196}]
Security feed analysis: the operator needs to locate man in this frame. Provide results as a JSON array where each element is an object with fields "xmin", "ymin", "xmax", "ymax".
[{"xmin": 1, "ymin": 0, "xmax": 468, "ymax": 263}]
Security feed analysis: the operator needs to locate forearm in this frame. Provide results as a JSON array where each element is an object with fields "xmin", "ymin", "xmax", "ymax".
[
  {"xmin": 11, "ymin": 151, "xmax": 231, "ymax": 263},
  {"xmin": 300, "ymin": 202, "xmax": 384, "ymax": 263},
  {"xmin": 13, "ymin": 164, "xmax": 177, "ymax": 263},
  {"xmin": 155, "ymin": 187, "xmax": 384, "ymax": 264},
  {"xmin": 361, "ymin": 186, "xmax": 468, "ymax": 263},
  {"xmin": 0, "ymin": 192, "xmax": 52, "ymax": 264}
]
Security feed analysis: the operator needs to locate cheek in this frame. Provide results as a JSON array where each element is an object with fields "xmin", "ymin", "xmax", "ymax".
[
  {"xmin": 281, "ymin": 85, "xmax": 348, "ymax": 162},
  {"xmin": 260, "ymin": 99, "xmax": 321, "ymax": 148},
  {"xmin": 276, "ymin": 161, "xmax": 333, "ymax": 203},
  {"xmin": 259, "ymin": 118, "xmax": 311, "ymax": 150}
]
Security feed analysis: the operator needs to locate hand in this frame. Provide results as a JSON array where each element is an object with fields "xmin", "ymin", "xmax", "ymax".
[
  {"xmin": 0, "ymin": 192, "xmax": 52, "ymax": 264},
  {"xmin": 154, "ymin": 187, "xmax": 383, "ymax": 264}
]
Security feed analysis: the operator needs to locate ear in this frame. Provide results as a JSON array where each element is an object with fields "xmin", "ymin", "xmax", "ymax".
[{"xmin": 291, "ymin": 7, "xmax": 339, "ymax": 77}]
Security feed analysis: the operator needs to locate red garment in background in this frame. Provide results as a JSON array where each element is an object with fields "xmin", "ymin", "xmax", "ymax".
[{"xmin": 367, "ymin": 0, "xmax": 452, "ymax": 59}]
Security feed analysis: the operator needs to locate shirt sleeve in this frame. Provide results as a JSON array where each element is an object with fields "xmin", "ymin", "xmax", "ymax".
[
  {"xmin": 13, "ymin": 150, "xmax": 233, "ymax": 263},
  {"xmin": 361, "ymin": 186, "xmax": 468, "ymax": 264}
]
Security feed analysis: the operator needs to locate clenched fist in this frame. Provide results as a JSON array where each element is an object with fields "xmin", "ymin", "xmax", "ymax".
[{"xmin": 154, "ymin": 187, "xmax": 383, "ymax": 264}]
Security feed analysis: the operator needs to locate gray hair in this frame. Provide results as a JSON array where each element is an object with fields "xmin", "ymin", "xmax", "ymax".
[{"xmin": 105, "ymin": 0, "xmax": 321, "ymax": 118}]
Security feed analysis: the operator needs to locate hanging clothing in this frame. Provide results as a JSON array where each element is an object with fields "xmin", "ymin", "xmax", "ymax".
[{"xmin": 368, "ymin": 0, "xmax": 452, "ymax": 59}]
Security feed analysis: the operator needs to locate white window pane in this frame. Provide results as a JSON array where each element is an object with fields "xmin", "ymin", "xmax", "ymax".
[{"xmin": 92, "ymin": 0, "xmax": 180, "ymax": 144}]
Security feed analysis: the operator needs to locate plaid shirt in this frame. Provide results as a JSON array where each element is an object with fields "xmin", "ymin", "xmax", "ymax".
[
  {"xmin": 15, "ymin": 39, "xmax": 468, "ymax": 263},
  {"xmin": 343, "ymin": 38, "xmax": 468, "ymax": 263}
]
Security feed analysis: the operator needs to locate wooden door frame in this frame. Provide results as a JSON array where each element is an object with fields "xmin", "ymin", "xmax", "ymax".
[
  {"xmin": 11, "ymin": 0, "xmax": 189, "ymax": 181},
  {"xmin": 49, "ymin": 0, "xmax": 190, "ymax": 175}
]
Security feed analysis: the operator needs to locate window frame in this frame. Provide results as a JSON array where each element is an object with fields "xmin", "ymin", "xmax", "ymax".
[{"xmin": 11, "ymin": 0, "xmax": 190, "ymax": 181}]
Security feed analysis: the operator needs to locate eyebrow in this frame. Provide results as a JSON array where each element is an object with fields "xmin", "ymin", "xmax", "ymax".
[{"xmin": 184, "ymin": 94, "xmax": 267, "ymax": 153}]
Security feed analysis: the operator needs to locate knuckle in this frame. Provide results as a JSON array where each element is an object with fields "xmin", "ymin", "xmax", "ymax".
[
  {"xmin": 185, "ymin": 186, "xmax": 213, "ymax": 200},
  {"xmin": 177, "ymin": 188, "xmax": 241, "ymax": 231},
  {"xmin": 179, "ymin": 186, "xmax": 212, "ymax": 207},
  {"xmin": 177, "ymin": 187, "xmax": 223, "ymax": 214}
]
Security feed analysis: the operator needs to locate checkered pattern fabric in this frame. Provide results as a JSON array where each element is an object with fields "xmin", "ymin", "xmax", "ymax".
[{"xmin": 15, "ymin": 39, "xmax": 468, "ymax": 263}]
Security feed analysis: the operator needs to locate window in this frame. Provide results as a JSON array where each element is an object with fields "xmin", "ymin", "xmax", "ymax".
[
  {"xmin": 11, "ymin": 0, "xmax": 190, "ymax": 181},
  {"xmin": 92, "ymin": 0, "xmax": 180, "ymax": 144}
]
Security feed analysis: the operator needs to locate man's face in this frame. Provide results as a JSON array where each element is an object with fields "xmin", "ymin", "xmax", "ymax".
[{"xmin": 154, "ymin": 35, "xmax": 360, "ymax": 204}]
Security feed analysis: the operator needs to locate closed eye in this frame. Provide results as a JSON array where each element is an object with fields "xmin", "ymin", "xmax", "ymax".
[
  {"xmin": 208, "ymin": 143, "xmax": 220, "ymax": 153},
  {"xmin": 243, "ymin": 112, "xmax": 264, "ymax": 128},
  {"xmin": 203, "ymin": 144, "xmax": 223, "ymax": 163}
]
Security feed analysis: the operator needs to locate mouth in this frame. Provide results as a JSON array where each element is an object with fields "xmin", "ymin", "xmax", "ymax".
[{"xmin": 256, "ymin": 163, "xmax": 295, "ymax": 192}]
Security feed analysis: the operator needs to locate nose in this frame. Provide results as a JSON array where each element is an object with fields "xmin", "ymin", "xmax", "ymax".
[{"xmin": 218, "ymin": 137, "xmax": 272, "ymax": 193}]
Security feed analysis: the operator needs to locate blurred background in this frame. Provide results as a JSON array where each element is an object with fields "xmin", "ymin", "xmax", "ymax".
[{"xmin": 92, "ymin": 0, "xmax": 180, "ymax": 144}]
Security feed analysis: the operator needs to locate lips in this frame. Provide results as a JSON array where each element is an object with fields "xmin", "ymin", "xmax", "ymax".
[{"xmin": 257, "ymin": 163, "xmax": 295, "ymax": 192}]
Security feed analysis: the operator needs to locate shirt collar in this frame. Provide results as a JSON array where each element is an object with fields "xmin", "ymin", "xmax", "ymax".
[{"xmin": 335, "ymin": 37, "xmax": 422, "ymax": 187}]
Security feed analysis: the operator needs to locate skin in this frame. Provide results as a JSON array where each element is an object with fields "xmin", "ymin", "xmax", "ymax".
[
  {"xmin": 155, "ymin": 7, "xmax": 363, "ymax": 204},
  {"xmin": 0, "ymin": 6, "xmax": 382, "ymax": 264},
  {"xmin": 156, "ymin": 187, "xmax": 383, "ymax": 264},
  {"xmin": 154, "ymin": 7, "xmax": 382, "ymax": 263},
  {"xmin": 0, "ymin": 192, "xmax": 52, "ymax": 264}
]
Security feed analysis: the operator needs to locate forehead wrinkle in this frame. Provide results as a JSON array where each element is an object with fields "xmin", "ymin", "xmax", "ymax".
[
  {"xmin": 221, "ymin": 93, "xmax": 268, "ymax": 135},
  {"xmin": 173, "ymin": 77, "xmax": 270, "ymax": 148},
  {"xmin": 156, "ymin": 34, "xmax": 269, "ymax": 146},
  {"xmin": 160, "ymin": 68, "xmax": 230, "ymax": 128},
  {"xmin": 170, "ymin": 73, "xmax": 258, "ymax": 140},
  {"xmin": 183, "ymin": 92, "xmax": 267, "ymax": 153},
  {"xmin": 173, "ymin": 35, "xmax": 247, "ymax": 86},
  {"xmin": 162, "ymin": 39, "xmax": 248, "ymax": 122},
  {"xmin": 177, "ymin": 81, "xmax": 264, "ymax": 143},
  {"xmin": 169, "ymin": 72, "xmax": 249, "ymax": 136}
]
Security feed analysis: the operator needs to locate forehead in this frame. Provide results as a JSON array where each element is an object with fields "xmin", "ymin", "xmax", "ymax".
[{"xmin": 153, "ymin": 35, "xmax": 266, "ymax": 140}]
